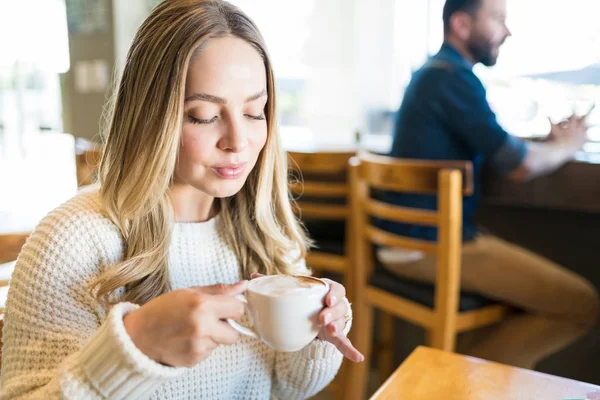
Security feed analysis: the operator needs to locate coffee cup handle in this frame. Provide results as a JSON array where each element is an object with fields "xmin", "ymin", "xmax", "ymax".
[{"xmin": 226, "ymin": 294, "xmax": 258, "ymax": 338}]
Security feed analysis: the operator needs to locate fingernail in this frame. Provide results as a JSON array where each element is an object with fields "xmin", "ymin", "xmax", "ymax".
[
  {"xmin": 324, "ymin": 313, "xmax": 332, "ymax": 325},
  {"xmin": 330, "ymin": 295, "xmax": 337, "ymax": 306}
]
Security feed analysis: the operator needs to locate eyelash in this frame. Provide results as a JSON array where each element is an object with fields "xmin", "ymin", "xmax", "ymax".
[{"xmin": 187, "ymin": 114, "xmax": 266, "ymax": 125}]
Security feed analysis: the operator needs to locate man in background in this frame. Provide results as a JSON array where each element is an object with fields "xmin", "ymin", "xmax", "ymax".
[{"xmin": 380, "ymin": 0, "xmax": 599, "ymax": 369}]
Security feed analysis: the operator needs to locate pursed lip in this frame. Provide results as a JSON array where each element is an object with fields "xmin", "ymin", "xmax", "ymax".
[{"xmin": 211, "ymin": 162, "xmax": 248, "ymax": 179}]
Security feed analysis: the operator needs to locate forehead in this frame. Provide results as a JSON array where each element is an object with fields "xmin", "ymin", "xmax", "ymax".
[
  {"xmin": 185, "ymin": 36, "xmax": 266, "ymax": 95},
  {"xmin": 479, "ymin": 0, "xmax": 507, "ymax": 15}
]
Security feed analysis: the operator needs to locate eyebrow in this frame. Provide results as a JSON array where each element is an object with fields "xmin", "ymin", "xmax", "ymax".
[{"xmin": 184, "ymin": 89, "xmax": 267, "ymax": 105}]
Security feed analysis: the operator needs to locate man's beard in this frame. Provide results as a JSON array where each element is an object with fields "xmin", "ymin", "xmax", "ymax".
[{"xmin": 467, "ymin": 35, "xmax": 499, "ymax": 66}]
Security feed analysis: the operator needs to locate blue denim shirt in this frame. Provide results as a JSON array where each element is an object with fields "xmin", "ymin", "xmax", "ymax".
[{"xmin": 381, "ymin": 43, "xmax": 528, "ymax": 242}]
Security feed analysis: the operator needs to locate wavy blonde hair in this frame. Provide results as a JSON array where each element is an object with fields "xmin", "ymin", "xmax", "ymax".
[{"xmin": 90, "ymin": 0, "xmax": 308, "ymax": 305}]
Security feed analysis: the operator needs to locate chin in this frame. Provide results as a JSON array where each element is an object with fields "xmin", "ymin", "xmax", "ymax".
[
  {"xmin": 481, "ymin": 54, "xmax": 499, "ymax": 67},
  {"xmin": 206, "ymin": 179, "xmax": 248, "ymax": 199}
]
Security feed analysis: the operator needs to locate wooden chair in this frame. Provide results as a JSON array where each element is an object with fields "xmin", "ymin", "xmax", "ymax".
[
  {"xmin": 287, "ymin": 151, "xmax": 355, "ymax": 285},
  {"xmin": 287, "ymin": 150, "xmax": 355, "ymax": 400},
  {"xmin": 345, "ymin": 154, "xmax": 513, "ymax": 400},
  {"xmin": 75, "ymin": 139, "xmax": 102, "ymax": 187}
]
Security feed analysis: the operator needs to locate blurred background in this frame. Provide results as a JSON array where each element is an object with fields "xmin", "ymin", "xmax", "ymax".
[
  {"xmin": 1, "ymin": 1, "xmax": 600, "ymax": 394},
  {"xmin": 1, "ymin": 0, "xmax": 599, "ymax": 151}
]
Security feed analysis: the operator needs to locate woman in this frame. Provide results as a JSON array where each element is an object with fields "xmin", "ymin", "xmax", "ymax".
[{"xmin": 0, "ymin": 1, "xmax": 363, "ymax": 399}]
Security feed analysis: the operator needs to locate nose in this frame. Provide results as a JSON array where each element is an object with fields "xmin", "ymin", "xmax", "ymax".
[
  {"xmin": 504, "ymin": 24, "xmax": 512, "ymax": 38},
  {"xmin": 218, "ymin": 117, "xmax": 248, "ymax": 153}
]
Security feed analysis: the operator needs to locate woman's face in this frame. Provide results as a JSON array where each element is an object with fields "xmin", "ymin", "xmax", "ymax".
[{"xmin": 175, "ymin": 36, "xmax": 268, "ymax": 198}]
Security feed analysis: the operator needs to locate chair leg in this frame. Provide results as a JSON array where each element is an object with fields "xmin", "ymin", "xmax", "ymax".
[
  {"xmin": 332, "ymin": 360, "xmax": 348, "ymax": 400},
  {"xmin": 424, "ymin": 329, "xmax": 433, "ymax": 347},
  {"xmin": 345, "ymin": 301, "xmax": 373, "ymax": 400},
  {"xmin": 376, "ymin": 312, "xmax": 395, "ymax": 382},
  {"xmin": 429, "ymin": 324, "xmax": 456, "ymax": 352}
]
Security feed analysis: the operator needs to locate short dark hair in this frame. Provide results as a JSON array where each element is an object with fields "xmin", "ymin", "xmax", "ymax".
[{"xmin": 443, "ymin": 0, "xmax": 482, "ymax": 33}]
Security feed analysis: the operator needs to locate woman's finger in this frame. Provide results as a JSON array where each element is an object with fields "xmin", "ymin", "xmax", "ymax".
[
  {"xmin": 330, "ymin": 334, "xmax": 364, "ymax": 363},
  {"xmin": 327, "ymin": 318, "xmax": 346, "ymax": 336},
  {"xmin": 320, "ymin": 299, "xmax": 348, "ymax": 325},
  {"xmin": 321, "ymin": 279, "xmax": 346, "ymax": 307},
  {"xmin": 211, "ymin": 320, "xmax": 241, "ymax": 345}
]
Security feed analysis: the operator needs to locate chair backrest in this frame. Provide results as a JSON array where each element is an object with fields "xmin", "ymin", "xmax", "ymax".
[
  {"xmin": 287, "ymin": 151, "xmax": 356, "ymax": 220},
  {"xmin": 0, "ymin": 232, "xmax": 30, "ymax": 265},
  {"xmin": 349, "ymin": 153, "xmax": 473, "ymax": 321}
]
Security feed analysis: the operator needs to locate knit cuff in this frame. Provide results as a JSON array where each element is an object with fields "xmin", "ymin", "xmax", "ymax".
[
  {"xmin": 80, "ymin": 302, "xmax": 185, "ymax": 399},
  {"xmin": 301, "ymin": 338, "xmax": 341, "ymax": 360}
]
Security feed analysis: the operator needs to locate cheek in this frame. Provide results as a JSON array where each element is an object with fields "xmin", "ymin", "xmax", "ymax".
[
  {"xmin": 249, "ymin": 125, "xmax": 268, "ymax": 155},
  {"xmin": 490, "ymin": 23, "xmax": 506, "ymax": 43},
  {"xmin": 178, "ymin": 128, "xmax": 213, "ymax": 169}
]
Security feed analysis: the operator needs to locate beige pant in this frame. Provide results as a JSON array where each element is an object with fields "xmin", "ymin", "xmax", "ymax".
[{"xmin": 378, "ymin": 234, "xmax": 600, "ymax": 369}]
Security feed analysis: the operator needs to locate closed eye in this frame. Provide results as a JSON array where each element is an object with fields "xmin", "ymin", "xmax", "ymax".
[
  {"xmin": 245, "ymin": 114, "xmax": 265, "ymax": 121},
  {"xmin": 188, "ymin": 115, "xmax": 218, "ymax": 124}
]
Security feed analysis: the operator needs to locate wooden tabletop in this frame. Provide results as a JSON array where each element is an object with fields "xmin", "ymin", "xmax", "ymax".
[{"xmin": 371, "ymin": 346, "xmax": 600, "ymax": 400}]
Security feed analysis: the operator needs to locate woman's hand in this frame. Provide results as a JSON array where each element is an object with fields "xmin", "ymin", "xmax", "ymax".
[
  {"xmin": 250, "ymin": 273, "xmax": 364, "ymax": 363},
  {"xmin": 123, "ymin": 281, "xmax": 248, "ymax": 367},
  {"xmin": 316, "ymin": 278, "xmax": 364, "ymax": 363}
]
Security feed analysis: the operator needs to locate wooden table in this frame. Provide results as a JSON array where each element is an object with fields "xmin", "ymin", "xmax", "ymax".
[
  {"xmin": 371, "ymin": 346, "xmax": 600, "ymax": 400},
  {"xmin": 482, "ymin": 156, "xmax": 600, "ymax": 213}
]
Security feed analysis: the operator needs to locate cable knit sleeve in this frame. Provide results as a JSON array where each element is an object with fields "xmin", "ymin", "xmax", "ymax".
[
  {"xmin": 272, "ymin": 257, "xmax": 349, "ymax": 399},
  {"xmin": 0, "ymin": 199, "xmax": 184, "ymax": 399}
]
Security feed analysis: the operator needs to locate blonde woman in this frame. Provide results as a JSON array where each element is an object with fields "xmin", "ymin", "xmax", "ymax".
[{"xmin": 0, "ymin": 1, "xmax": 363, "ymax": 399}]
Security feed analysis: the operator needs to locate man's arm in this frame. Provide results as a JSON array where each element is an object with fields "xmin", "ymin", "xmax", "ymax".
[
  {"xmin": 438, "ymin": 68, "xmax": 590, "ymax": 182},
  {"xmin": 505, "ymin": 114, "xmax": 589, "ymax": 182}
]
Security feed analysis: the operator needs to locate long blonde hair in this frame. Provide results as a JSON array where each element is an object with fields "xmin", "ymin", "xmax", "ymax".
[{"xmin": 90, "ymin": 0, "xmax": 308, "ymax": 305}]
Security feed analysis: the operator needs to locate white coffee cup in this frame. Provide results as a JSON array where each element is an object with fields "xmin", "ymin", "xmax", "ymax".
[{"xmin": 226, "ymin": 275, "xmax": 329, "ymax": 352}]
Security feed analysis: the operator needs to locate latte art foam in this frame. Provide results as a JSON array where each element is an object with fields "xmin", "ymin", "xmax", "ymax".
[{"xmin": 250, "ymin": 275, "xmax": 326, "ymax": 296}]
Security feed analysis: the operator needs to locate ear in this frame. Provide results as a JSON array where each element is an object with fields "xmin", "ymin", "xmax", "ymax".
[{"xmin": 449, "ymin": 11, "xmax": 473, "ymax": 41}]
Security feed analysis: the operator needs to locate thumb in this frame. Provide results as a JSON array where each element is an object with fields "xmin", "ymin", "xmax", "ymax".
[{"xmin": 191, "ymin": 280, "xmax": 249, "ymax": 296}]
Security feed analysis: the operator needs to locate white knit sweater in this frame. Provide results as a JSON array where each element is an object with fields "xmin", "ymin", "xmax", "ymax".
[{"xmin": 0, "ymin": 192, "xmax": 346, "ymax": 399}]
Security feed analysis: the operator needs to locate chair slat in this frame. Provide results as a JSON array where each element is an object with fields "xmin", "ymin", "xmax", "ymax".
[
  {"xmin": 363, "ymin": 198, "xmax": 439, "ymax": 226},
  {"xmin": 293, "ymin": 202, "xmax": 349, "ymax": 219},
  {"xmin": 357, "ymin": 154, "xmax": 473, "ymax": 195},
  {"xmin": 366, "ymin": 226, "xmax": 437, "ymax": 254},
  {"xmin": 289, "ymin": 182, "xmax": 349, "ymax": 197},
  {"xmin": 306, "ymin": 253, "xmax": 347, "ymax": 272},
  {"xmin": 366, "ymin": 286, "xmax": 435, "ymax": 328},
  {"xmin": 288, "ymin": 151, "xmax": 356, "ymax": 175}
]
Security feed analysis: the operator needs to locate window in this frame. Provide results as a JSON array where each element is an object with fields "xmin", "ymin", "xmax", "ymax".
[
  {"xmin": 0, "ymin": 0, "xmax": 69, "ymax": 135},
  {"xmin": 229, "ymin": 0, "xmax": 363, "ymax": 147},
  {"xmin": 405, "ymin": 0, "xmax": 600, "ymax": 143}
]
